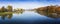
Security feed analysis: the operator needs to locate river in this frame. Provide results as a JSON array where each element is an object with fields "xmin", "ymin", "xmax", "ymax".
[{"xmin": 0, "ymin": 11, "xmax": 60, "ymax": 24}]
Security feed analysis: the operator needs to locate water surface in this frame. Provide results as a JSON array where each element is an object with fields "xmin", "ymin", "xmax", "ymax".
[{"xmin": 0, "ymin": 11, "xmax": 60, "ymax": 24}]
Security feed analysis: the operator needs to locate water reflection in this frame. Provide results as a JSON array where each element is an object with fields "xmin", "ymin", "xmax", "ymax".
[
  {"xmin": 14, "ymin": 11, "xmax": 24, "ymax": 14},
  {"xmin": 0, "ymin": 11, "xmax": 60, "ymax": 24},
  {"xmin": 0, "ymin": 12, "xmax": 24, "ymax": 20},
  {"xmin": 0, "ymin": 13, "xmax": 13, "ymax": 20},
  {"xmin": 36, "ymin": 11, "xmax": 60, "ymax": 18}
]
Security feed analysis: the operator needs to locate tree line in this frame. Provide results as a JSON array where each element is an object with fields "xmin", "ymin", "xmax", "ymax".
[
  {"xmin": 36, "ymin": 5, "xmax": 60, "ymax": 13},
  {"xmin": 0, "ymin": 5, "xmax": 12, "ymax": 12}
]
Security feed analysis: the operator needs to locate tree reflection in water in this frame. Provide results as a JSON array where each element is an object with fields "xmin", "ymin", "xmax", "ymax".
[
  {"xmin": 14, "ymin": 11, "xmax": 23, "ymax": 14},
  {"xmin": 36, "ymin": 11, "xmax": 60, "ymax": 18},
  {"xmin": 0, "ymin": 13, "xmax": 13, "ymax": 20},
  {"xmin": 0, "ymin": 11, "xmax": 24, "ymax": 20}
]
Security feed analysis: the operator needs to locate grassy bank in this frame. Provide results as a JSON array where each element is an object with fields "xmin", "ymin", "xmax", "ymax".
[{"xmin": 0, "ymin": 12, "xmax": 13, "ymax": 15}]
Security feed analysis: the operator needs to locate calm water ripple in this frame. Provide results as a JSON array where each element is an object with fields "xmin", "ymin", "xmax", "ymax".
[{"xmin": 0, "ymin": 11, "xmax": 60, "ymax": 24}]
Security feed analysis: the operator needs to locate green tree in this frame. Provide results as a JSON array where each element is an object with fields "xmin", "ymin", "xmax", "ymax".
[
  {"xmin": 7, "ymin": 5, "xmax": 12, "ymax": 12},
  {"xmin": 1, "ymin": 6, "xmax": 5, "ymax": 12}
]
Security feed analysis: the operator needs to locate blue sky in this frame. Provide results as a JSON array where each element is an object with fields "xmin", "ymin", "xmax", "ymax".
[{"xmin": 0, "ymin": 0, "xmax": 60, "ymax": 9}]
